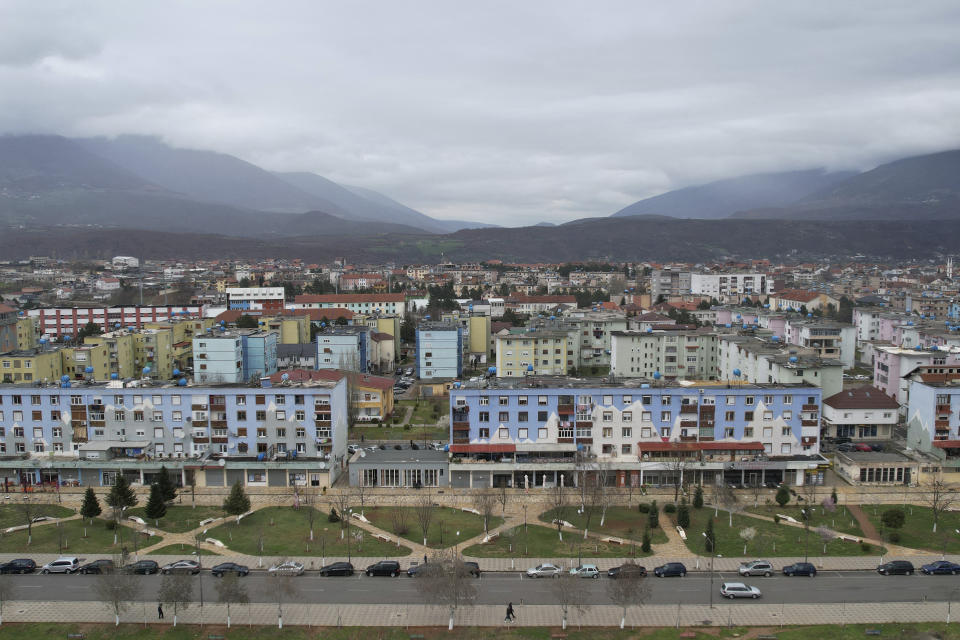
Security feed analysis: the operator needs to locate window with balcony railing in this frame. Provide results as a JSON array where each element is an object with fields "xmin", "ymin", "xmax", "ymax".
[{"xmin": 558, "ymin": 428, "xmax": 574, "ymax": 438}]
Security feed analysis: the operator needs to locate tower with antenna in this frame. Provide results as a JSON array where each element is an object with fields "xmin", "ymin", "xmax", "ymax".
[{"xmin": 948, "ymin": 257, "xmax": 953, "ymax": 280}]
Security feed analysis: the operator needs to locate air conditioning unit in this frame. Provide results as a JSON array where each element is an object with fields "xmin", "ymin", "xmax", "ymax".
[{"xmin": 119, "ymin": 435, "xmax": 126, "ymax": 442}]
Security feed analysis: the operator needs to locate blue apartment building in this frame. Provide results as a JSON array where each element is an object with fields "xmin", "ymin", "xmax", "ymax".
[
  {"xmin": 316, "ymin": 327, "xmax": 369, "ymax": 373},
  {"xmin": 447, "ymin": 378, "xmax": 825, "ymax": 489},
  {"xmin": 0, "ymin": 377, "xmax": 349, "ymax": 489},
  {"xmin": 416, "ymin": 322, "xmax": 463, "ymax": 379}
]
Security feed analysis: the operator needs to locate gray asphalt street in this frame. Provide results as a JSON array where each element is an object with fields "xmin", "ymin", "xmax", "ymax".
[{"xmin": 6, "ymin": 570, "xmax": 960, "ymax": 606}]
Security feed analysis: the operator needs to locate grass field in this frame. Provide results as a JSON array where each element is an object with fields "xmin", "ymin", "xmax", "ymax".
[
  {"xmin": 348, "ymin": 426, "xmax": 447, "ymax": 441},
  {"xmin": 676, "ymin": 508, "xmax": 881, "ymax": 558},
  {"xmin": 1, "ymin": 623, "xmax": 960, "ymax": 640},
  {"xmin": 0, "ymin": 503, "xmax": 75, "ymax": 530},
  {"xmin": 360, "ymin": 505, "xmax": 503, "ymax": 548},
  {"xmin": 127, "ymin": 505, "xmax": 226, "ymax": 534},
  {"xmin": 861, "ymin": 503, "xmax": 960, "ymax": 553},
  {"xmin": 744, "ymin": 504, "xmax": 864, "ymax": 537},
  {"xmin": 146, "ymin": 543, "xmax": 220, "ymax": 556},
  {"xmin": 464, "ymin": 523, "xmax": 653, "ymax": 558},
  {"xmin": 0, "ymin": 520, "xmax": 162, "ymax": 554},
  {"xmin": 539, "ymin": 506, "xmax": 670, "ymax": 544},
  {"xmin": 205, "ymin": 506, "xmax": 409, "ymax": 557}
]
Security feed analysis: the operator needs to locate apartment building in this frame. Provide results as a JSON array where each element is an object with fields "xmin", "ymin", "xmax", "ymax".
[
  {"xmin": 316, "ymin": 326, "xmax": 370, "ymax": 373},
  {"xmin": 610, "ymin": 330, "xmax": 718, "ymax": 379},
  {"xmin": 650, "ymin": 268, "xmax": 692, "ymax": 300},
  {"xmin": 782, "ymin": 319, "xmax": 856, "ymax": 368},
  {"xmin": 0, "ymin": 305, "xmax": 18, "ymax": 352},
  {"xmin": 873, "ymin": 345, "xmax": 960, "ymax": 409},
  {"xmin": 495, "ymin": 330, "xmax": 571, "ymax": 377},
  {"xmin": 441, "ymin": 311, "xmax": 492, "ymax": 363},
  {"xmin": 27, "ymin": 306, "xmax": 202, "ymax": 337},
  {"xmin": 822, "ymin": 386, "xmax": 899, "ymax": 441},
  {"xmin": 416, "ymin": 322, "xmax": 462, "ymax": 379},
  {"xmin": 291, "ymin": 294, "xmax": 405, "ymax": 316},
  {"xmin": 0, "ymin": 377, "xmax": 348, "ymax": 486},
  {"xmin": 225, "ymin": 287, "xmax": 285, "ymax": 312},
  {"xmin": 718, "ymin": 335, "xmax": 844, "ymax": 397},
  {"xmin": 448, "ymin": 379, "xmax": 823, "ymax": 489},
  {"xmin": 562, "ymin": 311, "xmax": 628, "ymax": 369},
  {"xmin": 689, "ymin": 272, "xmax": 773, "ymax": 301},
  {"xmin": 505, "ymin": 295, "xmax": 578, "ymax": 315}
]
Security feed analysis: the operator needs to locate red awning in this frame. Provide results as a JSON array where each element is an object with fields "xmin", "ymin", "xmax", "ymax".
[
  {"xmin": 449, "ymin": 444, "xmax": 516, "ymax": 453},
  {"xmin": 933, "ymin": 440, "xmax": 960, "ymax": 449},
  {"xmin": 637, "ymin": 441, "xmax": 764, "ymax": 452}
]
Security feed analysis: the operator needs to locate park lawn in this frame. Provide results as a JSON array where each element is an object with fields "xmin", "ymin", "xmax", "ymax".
[
  {"xmin": 861, "ymin": 503, "xmax": 960, "ymax": 553},
  {"xmin": 0, "ymin": 520, "xmax": 162, "ymax": 554},
  {"xmin": 677, "ymin": 507, "xmax": 881, "ymax": 558},
  {"xmin": 146, "ymin": 543, "xmax": 221, "ymax": 556},
  {"xmin": 464, "ymin": 523, "xmax": 653, "ymax": 558},
  {"xmin": 744, "ymin": 504, "xmax": 864, "ymax": 537},
  {"xmin": 205, "ymin": 506, "xmax": 409, "ymax": 557},
  {"xmin": 538, "ymin": 506, "xmax": 670, "ymax": 544},
  {"xmin": 360, "ymin": 505, "xmax": 503, "ymax": 548},
  {"xmin": 349, "ymin": 426, "xmax": 447, "ymax": 441},
  {"xmin": 0, "ymin": 503, "xmax": 75, "ymax": 529},
  {"xmin": 127, "ymin": 505, "xmax": 225, "ymax": 533}
]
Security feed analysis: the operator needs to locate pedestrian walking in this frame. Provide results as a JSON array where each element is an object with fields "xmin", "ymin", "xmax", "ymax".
[
  {"xmin": 505, "ymin": 602, "xmax": 515, "ymax": 622},
  {"xmin": 423, "ymin": 554, "xmax": 428, "ymax": 565},
  {"xmin": 157, "ymin": 604, "xmax": 164, "ymax": 620}
]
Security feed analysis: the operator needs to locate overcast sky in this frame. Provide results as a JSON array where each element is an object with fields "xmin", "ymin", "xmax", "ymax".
[{"xmin": 3, "ymin": 1, "xmax": 960, "ymax": 226}]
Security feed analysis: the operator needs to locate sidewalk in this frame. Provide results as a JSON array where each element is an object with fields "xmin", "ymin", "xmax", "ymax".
[{"xmin": 3, "ymin": 599, "xmax": 955, "ymax": 628}]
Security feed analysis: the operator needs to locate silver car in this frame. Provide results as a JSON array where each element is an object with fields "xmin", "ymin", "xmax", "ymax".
[
  {"xmin": 268, "ymin": 561, "xmax": 305, "ymax": 576},
  {"xmin": 526, "ymin": 563, "xmax": 561, "ymax": 578},
  {"xmin": 41, "ymin": 557, "xmax": 79, "ymax": 574},
  {"xmin": 721, "ymin": 582, "xmax": 762, "ymax": 599},
  {"xmin": 161, "ymin": 559, "xmax": 201, "ymax": 575},
  {"xmin": 738, "ymin": 560, "xmax": 773, "ymax": 577}
]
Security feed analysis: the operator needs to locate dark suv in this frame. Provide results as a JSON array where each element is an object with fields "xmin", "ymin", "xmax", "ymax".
[
  {"xmin": 654, "ymin": 562, "xmax": 687, "ymax": 577},
  {"xmin": 878, "ymin": 560, "xmax": 915, "ymax": 575},
  {"xmin": 123, "ymin": 560, "xmax": 159, "ymax": 575},
  {"xmin": 782, "ymin": 562, "xmax": 817, "ymax": 577},
  {"xmin": 365, "ymin": 560, "xmax": 400, "ymax": 577},
  {"xmin": 0, "ymin": 559, "xmax": 36, "ymax": 574}
]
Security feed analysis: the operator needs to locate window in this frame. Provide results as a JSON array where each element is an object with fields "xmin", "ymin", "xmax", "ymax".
[
  {"xmin": 602, "ymin": 395, "xmax": 613, "ymax": 405},
  {"xmin": 661, "ymin": 427, "xmax": 671, "ymax": 437},
  {"xmin": 49, "ymin": 396, "xmax": 58, "ymax": 406},
  {"xmin": 133, "ymin": 395, "xmax": 143, "ymax": 405},
  {"xmin": 763, "ymin": 411, "xmax": 773, "ymax": 421},
  {"xmin": 154, "ymin": 427, "xmax": 165, "ymax": 438},
  {"xmin": 295, "ymin": 410, "xmax": 305, "ymax": 421},
  {"xmin": 621, "ymin": 427, "xmax": 632, "ymax": 438},
  {"xmin": 171, "ymin": 395, "xmax": 181, "ymax": 405},
  {"xmin": 152, "ymin": 411, "xmax": 163, "ymax": 422},
  {"xmin": 152, "ymin": 395, "xmax": 162, "ymax": 405},
  {"xmin": 642, "ymin": 411, "xmax": 652, "ymax": 421},
  {"xmin": 518, "ymin": 411, "xmax": 528, "ymax": 422},
  {"xmin": 662, "ymin": 396, "xmax": 672, "ymax": 405},
  {"xmin": 538, "ymin": 427, "xmax": 547, "ymax": 439},
  {"xmin": 52, "ymin": 426, "xmax": 62, "ymax": 438},
  {"xmin": 621, "ymin": 443, "xmax": 632, "ymax": 455},
  {"xmin": 479, "ymin": 396, "xmax": 489, "ymax": 406},
  {"xmin": 236, "ymin": 396, "xmax": 246, "ymax": 406},
  {"xmin": 726, "ymin": 396, "xmax": 736, "ymax": 405},
  {"xmin": 623, "ymin": 395, "xmax": 632, "ymax": 404},
  {"xmin": 780, "ymin": 443, "xmax": 791, "ymax": 454},
  {"xmin": 134, "ymin": 411, "xmax": 144, "ymax": 422},
  {"xmin": 479, "ymin": 428, "xmax": 490, "ymax": 438},
  {"xmin": 744, "ymin": 396, "xmax": 755, "ymax": 406},
  {"xmin": 30, "ymin": 395, "xmax": 40, "ymax": 406},
  {"xmin": 743, "ymin": 427, "xmax": 753, "ymax": 437},
  {"xmin": 33, "ymin": 427, "xmax": 43, "ymax": 438},
  {"xmin": 744, "ymin": 411, "xmax": 754, "ymax": 421},
  {"xmin": 275, "ymin": 395, "xmax": 286, "ymax": 405},
  {"xmin": 236, "ymin": 410, "xmax": 247, "ymax": 421},
  {"xmin": 602, "ymin": 411, "xmax": 613, "ymax": 422},
  {"xmin": 498, "ymin": 427, "xmax": 509, "ymax": 438},
  {"xmin": 725, "ymin": 427, "xmax": 735, "ymax": 438},
  {"xmin": 12, "ymin": 411, "xmax": 22, "ymax": 422},
  {"xmin": 783, "ymin": 410, "xmax": 792, "ymax": 420},
  {"xmin": 256, "ymin": 395, "xmax": 265, "ymax": 405},
  {"xmin": 518, "ymin": 396, "xmax": 528, "ymax": 405},
  {"xmin": 257, "ymin": 428, "xmax": 267, "ymax": 438},
  {"xmin": 498, "ymin": 411, "xmax": 509, "ymax": 422},
  {"xmin": 763, "ymin": 395, "xmax": 774, "ymax": 405},
  {"xmin": 783, "ymin": 395, "xmax": 792, "ymax": 404},
  {"xmin": 641, "ymin": 427, "xmax": 652, "ymax": 438},
  {"xmin": 622, "ymin": 411, "xmax": 632, "ymax": 422},
  {"xmin": 518, "ymin": 428, "xmax": 528, "ymax": 439},
  {"xmin": 602, "ymin": 427, "xmax": 613, "ymax": 438},
  {"xmin": 276, "ymin": 427, "xmax": 287, "ymax": 438},
  {"xmin": 499, "ymin": 396, "xmax": 509, "ymax": 405},
  {"xmin": 276, "ymin": 410, "xmax": 286, "ymax": 420},
  {"xmin": 538, "ymin": 395, "xmax": 548, "ymax": 405},
  {"xmin": 661, "ymin": 411, "xmax": 671, "ymax": 421},
  {"xmin": 256, "ymin": 410, "xmax": 266, "ymax": 421},
  {"xmin": 642, "ymin": 395, "xmax": 652, "ymax": 405},
  {"xmin": 782, "ymin": 427, "xmax": 792, "ymax": 436}
]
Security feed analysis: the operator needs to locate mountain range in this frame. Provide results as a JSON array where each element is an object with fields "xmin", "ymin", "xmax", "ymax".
[{"xmin": 0, "ymin": 134, "xmax": 492, "ymax": 236}]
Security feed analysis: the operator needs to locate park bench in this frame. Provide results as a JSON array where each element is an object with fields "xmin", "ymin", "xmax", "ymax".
[
  {"xmin": 374, "ymin": 533, "xmax": 391, "ymax": 542},
  {"xmin": 67, "ymin": 634, "xmax": 85, "ymax": 639},
  {"xmin": 865, "ymin": 631, "xmax": 881, "ymax": 637}
]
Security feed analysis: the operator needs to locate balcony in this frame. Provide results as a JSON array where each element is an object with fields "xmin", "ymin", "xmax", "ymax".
[
  {"xmin": 452, "ymin": 407, "xmax": 469, "ymax": 422},
  {"xmin": 938, "ymin": 404, "xmax": 952, "ymax": 413},
  {"xmin": 801, "ymin": 419, "xmax": 819, "ymax": 427},
  {"xmin": 680, "ymin": 420, "xmax": 698, "ymax": 429},
  {"xmin": 193, "ymin": 437, "xmax": 209, "ymax": 444},
  {"xmin": 576, "ymin": 420, "xmax": 592, "ymax": 428},
  {"xmin": 211, "ymin": 437, "xmax": 228, "ymax": 444},
  {"xmin": 315, "ymin": 420, "xmax": 331, "ymax": 427},
  {"xmin": 557, "ymin": 404, "xmax": 574, "ymax": 414},
  {"xmin": 680, "ymin": 405, "xmax": 698, "ymax": 414},
  {"xmin": 802, "ymin": 404, "xmax": 818, "ymax": 411}
]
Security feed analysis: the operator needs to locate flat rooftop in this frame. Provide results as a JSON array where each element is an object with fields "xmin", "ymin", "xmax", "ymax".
[
  {"xmin": 350, "ymin": 448, "xmax": 447, "ymax": 465},
  {"xmin": 457, "ymin": 376, "xmax": 820, "ymax": 390}
]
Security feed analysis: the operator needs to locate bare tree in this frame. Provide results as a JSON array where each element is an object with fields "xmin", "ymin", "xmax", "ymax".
[
  {"xmin": 817, "ymin": 526, "xmax": 836, "ymax": 554},
  {"xmin": 414, "ymin": 491, "xmax": 435, "ymax": 547},
  {"xmin": 716, "ymin": 484, "xmax": 739, "ymax": 527},
  {"xmin": 94, "ymin": 559, "xmax": 142, "ymax": 626},
  {"xmin": 801, "ymin": 478, "xmax": 818, "ymax": 508},
  {"xmin": 751, "ymin": 479, "xmax": 763, "ymax": 508},
  {"xmin": 301, "ymin": 490, "xmax": 319, "ymax": 543},
  {"xmin": 496, "ymin": 484, "xmax": 509, "ymax": 515},
  {"xmin": 158, "ymin": 572, "xmax": 193, "ymax": 626},
  {"xmin": 606, "ymin": 564, "xmax": 650, "ymax": 629},
  {"xmin": 355, "ymin": 481, "xmax": 368, "ymax": 517},
  {"xmin": 597, "ymin": 464, "xmax": 613, "ymax": 527},
  {"xmin": 551, "ymin": 572, "xmax": 590, "ymax": 630},
  {"xmin": 330, "ymin": 489, "xmax": 352, "ymax": 541},
  {"xmin": 271, "ymin": 573, "xmax": 299, "ymax": 629},
  {"xmin": 413, "ymin": 549, "xmax": 478, "ymax": 630},
  {"xmin": 0, "ymin": 574, "xmax": 11, "ymax": 625},
  {"xmin": 17, "ymin": 499, "xmax": 40, "ymax": 545},
  {"xmin": 474, "ymin": 491, "xmax": 497, "ymax": 535},
  {"xmin": 581, "ymin": 481, "xmax": 602, "ymax": 539},
  {"xmin": 215, "ymin": 572, "xmax": 248, "ymax": 628},
  {"xmin": 666, "ymin": 458, "xmax": 690, "ymax": 503},
  {"xmin": 551, "ymin": 481, "xmax": 568, "ymax": 541},
  {"xmin": 926, "ymin": 478, "xmax": 957, "ymax": 533},
  {"xmin": 739, "ymin": 527, "xmax": 756, "ymax": 555}
]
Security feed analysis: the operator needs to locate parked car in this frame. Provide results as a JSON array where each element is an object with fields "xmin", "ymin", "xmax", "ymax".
[
  {"xmin": 41, "ymin": 557, "xmax": 80, "ymax": 574},
  {"xmin": 347, "ymin": 444, "xmax": 360, "ymax": 454},
  {"xmin": 877, "ymin": 560, "xmax": 915, "ymax": 575},
  {"xmin": 569, "ymin": 564, "xmax": 600, "ymax": 579},
  {"xmin": 654, "ymin": 562, "xmax": 687, "ymax": 578},
  {"xmin": 738, "ymin": 560, "xmax": 774, "ymax": 577},
  {"xmin": 464, "ymin": 561, "xmax": 481, "ymax": 577},
  {"xmin": 406, "ymin": 563, "xmax": 426, "ymax": 577},
  {"xmin": 211, "ymin": 562, "xmax": 249, "ymax": 577},
  {"xmin": 607, "ymin": 563, "xmax": 647, "ymax": 579},
  {"xmin": 0, "ymin": 559, "xmax": 36, "ymax": 574},
  {"xmin": 720, "ymin": 582, "xmax": 762, "ymax": 599},
  {"xmin": 854, "ymin": 443, "xmax": 873, "ymax": 452},
  {"xmin": 268, "ymin": 561, "xmax": 304, "ymax": 576},
  {"xmin": 77, "ymin": 559, "xmax": 114, "ymax": 575},
  {"xmin": 782, "ymin": 562, "xmax": 817, "ymax": 577},
  {"xmin": 319, "ymin": 562, "xmax": 354, "ymax": 577},
  {"xmin": 365, "ymin": 560, "xmax": 400, "ymax": 577},
  {"xmin": 161, "ymin": 560, "xmax": 201, "ymax": 575},
  {"xmin": 837, "ymin": 442, "xmax": 856, "ymax": 452},
  {"xmin": 870, "ymin": 443, "xmax": 885, "ymax": 452},
  {"xmin": 123, "ymin": 560, "xmax": 159, "ymax": 575},
  {"xmin": 526, "ymin": 563, "xmax": 562, "ymax": 578},
  {"xmin": 921, "ymin": 560, "xmax": 960, "ymax": 575}
]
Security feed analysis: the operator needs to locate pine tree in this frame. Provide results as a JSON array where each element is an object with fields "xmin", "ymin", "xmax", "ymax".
[
  {"xmin": 693, "ymin": 485, "xmax": 704, "ymax": 509},
  {"xmin": 641, "ymin": 528, "xmax": 651, "ymax": 553},
  {"xmin": 156, "ymin": 466, "xmax": 177, "ymax": 502},
  {"xmin": 775, "ymin": 484, "xmax": 791, "ymax": 507},
  {"xmin": 648, "ymin": 500, "xmax": 659, "ymax": 529},
  {"xmin": 677, "ymin": 498, "xmax": 690, "ymax": 529},
  {"xmin": 704, "ymin": 518, "xmax": 716, "ymax": 554},
  {"xmin": 223, "ymin": 481, "xmax": 251, "ymax": 524},
  {"xmin": 145, "ymin": 483, "xmax": 167, "ymax": 525},
  {"xmin": 106, "ymin": 474, "xmax": 138, "ymax": 513},
  {"xmin": 80, "ymin": 487, "xmax": 102, "ymax": 522}
]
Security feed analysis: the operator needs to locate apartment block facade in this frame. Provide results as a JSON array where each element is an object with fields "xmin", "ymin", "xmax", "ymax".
[
  {"xmin": 27, "ymin": 306, "xmax": 202, "ymax": 337},
  {"xmin": 416, "ymin": 322, "xmax": 462, "ymax": 379},
  {"xmin": 610, "ymin": 330, "xmax": 718, "ymax": 379}
]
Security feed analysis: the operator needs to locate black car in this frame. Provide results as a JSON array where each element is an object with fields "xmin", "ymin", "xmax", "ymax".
[
  {"xmin": 365, "ymin": 560, "xmax": 400, "ymax": 577},
  {"xmin": 878, "ymin": 560, "xmax": 915, "ymax": 576},
  {"xmin": 782, "ymin": 562, "xmax": 817, "ymax": 577},
  {"xmin": 0, "ymin": 559, "xmax": 36, "ymax": 574},
  {"xmin": 123, "ymin": 560, "xmax": 159, "ymax": 575},
  {"xmin": 211, "ymin": 562, "xmax": 249, "ymax": 577},
  {"xmin": 608, "ymin": 563, "xmax": 647, "ymax": 579},
  {"xmin": 921, "ymin": 560, "xmax": 960, "ymax": 575},
  {"xmin": 319, "ymin": 562, "xmax": 354, "ymax": 577},
  {"xmin": 654, "ymin": 562, "xmax": 687, "ymax": 577},
  {"xmin": 77, "ymin": 559, "xmax": 114, "ymax": 575},
  {"xmin": 464, "ymin": 561, "xmax": 481, "ymax": 577}
]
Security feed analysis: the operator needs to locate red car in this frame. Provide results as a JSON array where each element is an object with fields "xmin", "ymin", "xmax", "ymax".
[{"xmin": 854, "ymin": 443, "xmax": 873, "ymax": 452}]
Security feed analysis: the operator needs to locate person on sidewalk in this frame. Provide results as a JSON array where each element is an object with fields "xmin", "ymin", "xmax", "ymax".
[
  {"xmin": 158, "ymin": 604, "xmax": 164, "ymax": 619},
  {"xmin": 505, "ymin": 602, "xmax": 515, "ymax": 622}
]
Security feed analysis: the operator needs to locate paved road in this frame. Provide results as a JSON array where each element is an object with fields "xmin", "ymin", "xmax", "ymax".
[{"xmin": 7, "ymin": 570, "xmax": 960, "ymax": 606}]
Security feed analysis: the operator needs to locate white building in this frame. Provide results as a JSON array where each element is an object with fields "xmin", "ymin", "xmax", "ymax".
[
  {"xmin": 718, "ymin": 335, "xmax": 845, "ymax": 398},
  {"xmin": 611, "ymin": 331, "xmax": 718, "ymax": 380},
  {"xmin": 822, "ymin": 385, "xmax": 900, "ymax": 441},
  {"xmin": 111, "ymin": 256, "xmax": 139, "ymax": 269},
  {"xmin": 783, "ymin": 319, "xmax": 856, "ymax": 368},
  {"xmin": 690, "ymin": 272, "xmax": 773, "ymax": 302}
]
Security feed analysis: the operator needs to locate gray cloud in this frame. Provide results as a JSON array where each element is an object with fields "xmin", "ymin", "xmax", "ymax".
[{"xmin": 2, "ymin": 1, "xmax": 960, "ymax": 225}]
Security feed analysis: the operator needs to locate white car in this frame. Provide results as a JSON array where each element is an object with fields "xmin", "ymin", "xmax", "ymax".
[
  {"xmin": 720, "ymin": 582, "xmax": 762, "ymax": 599},
  {"xmin": 526, "ymin": 563, "xmax": 562, "ymax": 578},
  {"xmin": 268, "ymin": 561, "xmax": 305, "ymax": 576}
]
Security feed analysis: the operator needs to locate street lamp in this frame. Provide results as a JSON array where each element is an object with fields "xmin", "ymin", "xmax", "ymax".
[{"xmin": 702, "ymin": 532, "xmax": 715, "ymax": 609}]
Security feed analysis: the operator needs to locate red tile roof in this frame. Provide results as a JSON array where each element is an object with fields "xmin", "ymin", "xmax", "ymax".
[
  {"xmin": 776, "ymin": 289, "xmax": 820, "ymax": 303},
  {"xmin": 637, "ymin": 441, "xmax": 765, "ymax": 451},
  {"xmin": 823, "ymin": 385, "xmax": 900, "ymax": 410}
]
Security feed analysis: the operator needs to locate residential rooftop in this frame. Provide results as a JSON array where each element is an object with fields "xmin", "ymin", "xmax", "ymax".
[{"xmin": 455, "ymin": 375, "xmax": 820, "ymax": 391}]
